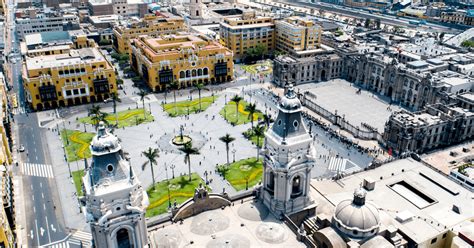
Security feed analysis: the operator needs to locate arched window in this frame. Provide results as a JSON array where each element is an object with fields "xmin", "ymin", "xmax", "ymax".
[
  {"xmin": 291, "ymin": 175, "xmax": 302, "ymax": 198},
  {"xmin": 116, "ymin": 228, "xmax": 132, "ymax": 248},
  {"xmin": 180, "ymin": 71, "xmax": 185, "ymax": 78},
  {"xmin": 203, "ymin": 68, "xmax": 208, "ymax": 75},
  {"xmin": 198, "ymin": 68, "xmax": 202, "ymax": 76},
  {"xmin": 186, "ymin": 70, "xmax": 190, "ymax": 78},
  {"xmin": 192, "ymin": 69, "xmax": 197, "ymax": 77}
]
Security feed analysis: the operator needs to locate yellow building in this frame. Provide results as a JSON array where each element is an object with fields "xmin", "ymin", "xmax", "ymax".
[
  {"xmin": 219, "ymin": 13, "xmax": 275, "ymax": 62},
  {"xmin": 113, "ymin": 14, "xmax": 186, "ymax": 54},
  {"xmin": 275, "ymin": 16, "xmax": 321, "ymax": 55},
  {"xmin": 130, "ymin": 34, "xmax": 234, "ymax": 91},
  {"xmin": 23, "ymin": 47, "xmax": 117, "ymax": 110}
]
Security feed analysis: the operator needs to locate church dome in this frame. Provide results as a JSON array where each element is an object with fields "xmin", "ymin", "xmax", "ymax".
[
  {"xmin": 332, "ymin": 188, "xmax": 380, "ymax": 239},
  {"xmin": 90, "ymin": 122, "xmax": 121, "ymax": 156},
  {"xmin": 279, "ymin": 84, "xmax": 301, "ymax": 111}
]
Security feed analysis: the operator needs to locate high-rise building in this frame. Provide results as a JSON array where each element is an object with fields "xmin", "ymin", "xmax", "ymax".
[
  {"xmin": 83, "ymin": 123, "xmax": 149, "ymax": 247},
  {"xmin": 261, "ymin": 84, "xmax": 316, "ymax": 216},
  {"xmin": 113, "ymin": 14, "xmax": 186, "ymax": 54},
  {"xmin": 130, "ymin": 34, "xmax": 234, "ymax": 91},
  {"xmin": 219, "ymin": 12, "xmax": 275, "ymax": 62},
  {"xmin": 275, "ymin": 16, "xmax": 322, "ymax": 56}
]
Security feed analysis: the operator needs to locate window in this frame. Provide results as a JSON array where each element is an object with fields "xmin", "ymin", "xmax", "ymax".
[
  {"xmin": 442, "ymin": 233, "xmax": 447, "ymax": 239},
  {"xmin": 431, "ymin": 238, "xmax": 437, "ymax": 244}
]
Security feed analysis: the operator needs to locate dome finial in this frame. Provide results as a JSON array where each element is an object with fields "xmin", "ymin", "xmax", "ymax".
[
  {"xmin": 353, "ymin": 187, "xmax": 366, "ymax": 206},
  {"xmin": 285, "ymin": 83, "xmax": 296, "ymax": 99},
  {"xmin": 97, "ymin": 121, "xmax": 106, "ymax": 137}
]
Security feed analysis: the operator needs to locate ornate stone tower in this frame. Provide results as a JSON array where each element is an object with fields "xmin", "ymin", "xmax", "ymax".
[
  {"xmin": 261, "ymin": 84, "xmax": 316, "ymax": 216},
  {"xmin": 189, "ymin": 0, "xmax": 203, "ymax": 19},
  {"xmin": 82, "ymin": 122, "xmax": 149, "ymax": 248}
]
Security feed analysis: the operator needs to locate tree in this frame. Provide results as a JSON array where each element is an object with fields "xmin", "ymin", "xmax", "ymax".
[
  {"xmin": 364, "ymin": 18, "xmax": 371, "ymax": 29},
  {"xmin": 230, "ymin": 95, "xmax": 243, "ymax": 124},
  {"xmin": 263, "ymin": 113, "xmax": 272, "ymax": 128},
  {"xmin": 138, "ymin": 90, "xmax": 147, "ymax": 119},
  {"xmin": 88, "ymin": 104, "xmax": 106, "ymax": 129},
  {"xmin": 191, "ymin": 82, "xmax": 209, "ymax": 112},
  {"xmin": 142, "ymin": 147, "xmax": 159, "ymax": 189},
  {"xmin": 110, "ymin": 92, "xmax": 121, "ymax": 126},
  {"xmin": 169, "ymin": 81, "xmax": 180, "ymax": 114},
  {"xmin": 253, "ymin": 125, "xmax": 265, "ymax": 159},
  {"xmin": 219, "ymin": 134, "xmax": 235, "ymax": 167},
  {"xmin": 375, "ymin": 18, "xmax": 381, "ymax": 30},
  {"xmin": 245, "ymin": 103, "xmax": 257, "ymax": 128},
  {"xmin": 461, "ymin": 40, "xmax": 474, "ymax": 48},
  {"xmin": 178, "ymin": 142, "xmax": 200, "ymax": 181}
]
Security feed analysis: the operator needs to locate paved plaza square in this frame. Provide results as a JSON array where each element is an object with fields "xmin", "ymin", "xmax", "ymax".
[{"xmin": 296, "ymin": 79, "xmax": 403, "ymax": 132}]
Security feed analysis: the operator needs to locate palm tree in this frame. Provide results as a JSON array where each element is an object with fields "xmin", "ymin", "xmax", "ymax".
[
  {"xmin": 169, "ymin": 81, "xmax": 179, "ymax": 114},
  {"xmin": 138, "ymin": 90, "xmax": 147, "ymax": 119},
  {"xmin": 88, "ymin": 104, "xmax": 104, "ymax": 129},
  {"xmin": 245, "ymin": 103, "xmax": 257, "ymax": 128},
  {"xmin": 190, "ymin": 82, "xmax": 209, "ymax": 112},
  {"xmin": 219, "ymin": 134, "xmax": 235, "ymax": 167},
  {"xmin": 142, "ymin": 147, "xmax": 159, "ymax": 189},
  {"xmin": 110, "ymin": 92, "xmax": 121, "ymax": 126},
  {"xmin": 253, "ymin": 125, "xmax": 265, "ymax": 160},
  {"xmin": 230, "ymin": 95, "xmax": 243, "ymax": 124},
  {"xmin": 263, "ymin": 114, "xmax": 271, "ymax": 128},
  {"xmin": 178, "ymin": 142, "xmax": 200, "ymax": 181}
]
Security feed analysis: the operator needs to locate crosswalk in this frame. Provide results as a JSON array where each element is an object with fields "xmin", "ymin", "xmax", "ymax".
[
  {"xmin": 21, "ymin": 163, "xmax": 54, "ymax": 178},
  {"xmin": 11, "ymin": 107, "xmax": 26, "ymax": 115},
  {"xmin": 328, "ymin": 156, "xmax": 346, "ymax": 173},
  {"xmin": 68, "ymin": 230, "xmax": 92, "ymax": 247},
  {"xmin": 43, "ymin": 231, "xmax": 92, "ymax": 248}
]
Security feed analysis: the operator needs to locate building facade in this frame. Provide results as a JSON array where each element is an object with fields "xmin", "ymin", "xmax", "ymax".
[
  {"xmin": 88, "ymin": 0, "xmax": 148, "ymax": 18},
  {"xmin": 275, "ymin": 16, "xmax": 322, "ymax": 56},
  {"xmin": 219, "ymin": 13, "xmax": 275, "ymax": 62},
  {"xmin": 23, "ymin": 47, "xmax": 117, "ymax": 110},
  {"xmin": 261, "ymin": 84, "xmax": 316, "ymax": 216},
  {"xmin": 16, "ymin": 13, "xmax": 79, "ymax": 41},
  {"xmin": 130, "ymin": 34, "xmax": 234, "ymax": 91},
  {"xmin": 112, "ymin": 14, "xmax": 185, "ymax": 54},
  {"xmin": 384, "ymin": 103, "xmax": 474, "ymax": 154},
  {"xmin": 83, "ymin": 123, "xmax": 149, "ymax": 247}
]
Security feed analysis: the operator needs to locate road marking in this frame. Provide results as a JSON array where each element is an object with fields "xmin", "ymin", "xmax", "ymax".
[
  {"xmin": 33, "ymin": 206, "xmax": 36, "ymax": 213},
  {"xmin": 35, "ymin": 155, "xmax": 38, "ymax": 161},
  {"xmin": 40, "ymin": 182, "xmax": 43, "ymax": 188},
  {"xmin": 51, "ymin": 224, "xmax": 56, "ymax": 232},
  {"xmin": 40, "ymin": 227, "xmax": 45, "ymax": 237},
  {"xmin": 45, "ymin": 215, "xmax": 51, "ymax": 243},
  {"xmin": 35, "ymin": 219, "xmax": 40, "ymax": 246},
  {"xmin": 32, "ymin": 195, "xmax": 34, "ymax": 201},
  {"xmin": 30, "ymin": 230, "xmax": 34, "ymax": 240},
  {"xmin": 42, "ymin": 193, "xmax": 44, "ymax": 199},
  {"xmin": 43, "ymin": 204, "xmax": 46, "ymax": 210},
  {"xmin": 21, "ymin": 163, "xmax": 54, "ymax": 178}
]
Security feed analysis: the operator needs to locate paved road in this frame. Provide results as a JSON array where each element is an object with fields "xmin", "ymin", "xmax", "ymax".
[{"xmin": 269, "ymin": 0, "xmax": 463, "ymax": 34}]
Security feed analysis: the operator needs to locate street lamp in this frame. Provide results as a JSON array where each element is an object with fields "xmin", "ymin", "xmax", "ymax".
[
  {"xmin": 164, "ymin": 162, "xmax": 171, "ymax": 209},
  {"xmin": 204, "ymin": 170, "xmax": 208, "ymax": 184},
  {"xmin": 170, "ymin": 164, "xmax": 176, "ymax": 179},
  {"xmin": 232, "ymin": 149, "xmax": 236, "ymax": 162}
]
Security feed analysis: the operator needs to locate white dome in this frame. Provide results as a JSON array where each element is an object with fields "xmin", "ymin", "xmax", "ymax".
[
  {"xmin": 332, "ymin": 188, "xmax": 380, "ymax": 239},
  {"xmin": 90, "ymin": 122, "xmax": 121, "ymax": 155},
  {"xmin": 279, "ymin": 84, "xmax": 302, "ymax": 111}
]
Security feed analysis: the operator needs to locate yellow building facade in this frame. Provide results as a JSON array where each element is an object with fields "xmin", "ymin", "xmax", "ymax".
[
  {"xmin": 113, "ymin": 14, "xmax": 186, "ymax": 54},
  {"xmin": 23, "ymin": 47, "xmax": 117, "ymax": 110},
  {"xmin": 275, "ymin": 16, "xmax": 321, "ymax": 55},
  {"xmin": 130, "ymin": 34, "xmax": 234, "ymax": 91},
  {"xmin": 219, "ymin": 14, "xmax": 275, "ymax": 61}
]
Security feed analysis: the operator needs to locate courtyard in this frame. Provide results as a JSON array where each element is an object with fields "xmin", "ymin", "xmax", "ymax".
[{"xmin": 296, "ymin": 79, "xmax": 403, "ymax": 132}]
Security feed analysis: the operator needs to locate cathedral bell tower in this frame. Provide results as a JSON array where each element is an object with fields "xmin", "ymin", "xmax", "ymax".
[
  {"xmin": 189, "ymin": 0, "xmax": 203, "ymax": 19},
  {"xmin": 261, "ymin": 84, "xmax": 316, "ymax": 216},
  {"xmin": 82, "ymin": 122, "xmax": 149, "ymax": 248}
]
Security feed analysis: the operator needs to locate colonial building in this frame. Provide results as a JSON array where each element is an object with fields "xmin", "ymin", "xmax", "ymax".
[
  {"xmin": 88, "ymin": 0, "xmax": 148, "ymax": 18},
  {"xmin": 83, "ymin": 123, "xmax": 149, "ymax": 247},
  {"xmin": 189, "ymin": 0, "xmax": 203, "ymax": 19},
  {"xmin": 261, "ymin": 84, "xmax": 316, "ymax": 216},
  {"xmin": 384, "ymin": 103, "xmax": 474, "ymax": 154},
  {"xmin": 112, "ymin": 14, "xmax": 186, "ymax": 54},
  {"xmin": 219, "ymin": 12, "xmax": 275, "ymax": 62},
  {"xmin": 130, "ymin": 34, "xmax": 233, "ymax": 91},
  {"xmin": 23, "ymin": 47, "xmax": 117, "ymax": 110}
]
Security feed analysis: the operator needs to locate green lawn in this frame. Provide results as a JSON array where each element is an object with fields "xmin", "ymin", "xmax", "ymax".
[
  {"xmin": 72, "ymin": 170, "xmax": 84, "ymax": 197},
  {"xmin": 217, "ymin": 157, "xmax": 263, "ymax": 191},
  {"xmin": 61, "ymin": 130, "xmax": 95, "ymax": 162},
  {"xmin": 162, "ymin": 96, "xmax": 217, "ymax": 117},
  {"xmin": 219, "ymin": 100, "xmax": 263, "ymax": 125},
  {"xmin": 146, "ymin": 173, "xmax": 206, "ymax": 217},
  {"xmin": 241, "ymin": 60, "xmax": 273, "ymax": 75},
  {"xmin": 243, "ymin": 127, "xmax": 266, "ymax": 148},
  {"xmin": 79, "ymin": 108, "xmax": 154, "ymax": 128}
]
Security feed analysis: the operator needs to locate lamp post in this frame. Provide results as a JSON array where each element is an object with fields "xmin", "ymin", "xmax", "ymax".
[
  {"xmin": 204, "ymin": 170, "xmax": 208, "ymax": 184},
  {"xmin": 164, "ymin": 162, "xmax": 171, "ymax": 209},
  {"xmin": 232, "ymin": 149, "xmax": 236, "ymax": 163},
  {"xmin": 170, "ymin": 164, "xmax": 176, "ymax": 179}
]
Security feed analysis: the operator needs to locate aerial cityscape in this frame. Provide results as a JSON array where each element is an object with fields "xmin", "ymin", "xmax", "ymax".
[{"xmin": 0, "ymin": 0, "xmax": 472, "ymax": 247}]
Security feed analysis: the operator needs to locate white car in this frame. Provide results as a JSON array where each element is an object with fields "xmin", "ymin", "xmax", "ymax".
[{"xmin": 19, "ymin": 144, "xmax": 25, "ymax": 152}]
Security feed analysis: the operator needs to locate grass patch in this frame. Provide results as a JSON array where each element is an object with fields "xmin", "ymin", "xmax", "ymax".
[
  {"xmin": 72, "ymin": 170, "xmax": 84, "ymax": 197},
  {"xmin": 79, "ymin": 108, "xmax": 154, "ymax": 128},
  {"xmin": 219, "ymin": 100, "xmax": 263, "ymax": 125},
  {"xmin": 241, "ymin": 60, "xmax": 273, "ymax": 75},
  {"xmin": 243, "ymin": 127, "xmax": 266, "ymax": 148},
  {"xmin": 61, "ymin": 130, "xmax": 95, "ymax": 162},
  {"xmin": 217, "ymin": 157, "xmax": 263, "ymax": 191},
  {"xmin": 162, "ymin": 96, "xmax": 217, "ymax": 117},
  {"xmin": 146, "ymin": 173, "xmax": 207, "ymax": 217}
]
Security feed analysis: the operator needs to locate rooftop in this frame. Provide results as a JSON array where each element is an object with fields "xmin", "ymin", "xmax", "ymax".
[
  {"xmin": 25, "ymin": 48, "xmax": 107, "ymax": 71},
  {"xmin": 310, "ymin": 158, "xmax": 474, "ymax": 244}
]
